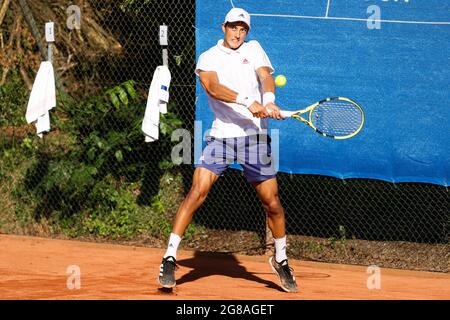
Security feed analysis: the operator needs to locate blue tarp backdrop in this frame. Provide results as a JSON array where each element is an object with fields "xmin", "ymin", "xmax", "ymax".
[{"xmin": 195, "ymin": 0, "xmax": 450, "ymax": 186}]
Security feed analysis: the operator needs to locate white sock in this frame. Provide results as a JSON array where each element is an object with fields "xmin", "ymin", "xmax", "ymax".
[
  {"xmin": 164, "ymin": 233, "xmax": 182, "ymax": 259},
  {"xmin": 274, "ymin": 235, "xmax": 288, "ymax": 263}
]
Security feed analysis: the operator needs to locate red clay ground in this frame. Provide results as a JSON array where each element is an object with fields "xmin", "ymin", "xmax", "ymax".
[{"xmin": 0, "ymin": 234, "xmax": 449, "ymax": 300}]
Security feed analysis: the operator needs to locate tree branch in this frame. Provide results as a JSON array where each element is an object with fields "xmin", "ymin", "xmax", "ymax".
[{"xmin": 0, "ymin": 0, "xmax": 11, "ymax": 28}]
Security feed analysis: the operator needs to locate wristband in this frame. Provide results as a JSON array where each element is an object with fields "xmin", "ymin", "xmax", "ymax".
[
  {"xmin": 263, "ymin": 92, "xmax": 275, "ymax": 106},
  {"xmin": 236, "ymin": 93, "xmax": 256, "ymax": 108}
]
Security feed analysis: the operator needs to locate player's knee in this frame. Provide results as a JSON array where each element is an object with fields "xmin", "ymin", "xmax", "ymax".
[
  {"xmin": 187, "ymin": 186, "xmax": 209, "ymax": 203},
  {"xmin": 263, "ymin": 197, "xmax": 283, "ymax": 215}
]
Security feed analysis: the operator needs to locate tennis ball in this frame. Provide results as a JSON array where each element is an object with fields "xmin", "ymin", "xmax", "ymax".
[{"xmin": 275, "ymin": 74, "xmax": 287, "ymax": 87}]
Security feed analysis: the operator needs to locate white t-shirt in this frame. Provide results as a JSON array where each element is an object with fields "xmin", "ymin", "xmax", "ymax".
[{"xmin": 196, "ymin": 40, "xmax": 274, "ymax": 138}]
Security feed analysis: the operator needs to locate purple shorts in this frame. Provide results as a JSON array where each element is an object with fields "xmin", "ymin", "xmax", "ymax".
[{"xmin": 197, "ymin": 134, "xmax": 276, "ymax": 183}]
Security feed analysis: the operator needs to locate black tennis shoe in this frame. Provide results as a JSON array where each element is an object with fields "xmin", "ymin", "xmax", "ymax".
[
  {"xmin": 158, "ymin": 256, "xmax": 177, "ymax": 288},
  {"xmin": 269, "ymin": 256, "xmax": 298, "ymax": 293}
]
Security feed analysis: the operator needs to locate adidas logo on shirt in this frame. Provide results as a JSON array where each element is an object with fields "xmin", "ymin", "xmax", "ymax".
[{"xmin": 243, "ymin": 58, "xmax": 249, "ymax": 64}]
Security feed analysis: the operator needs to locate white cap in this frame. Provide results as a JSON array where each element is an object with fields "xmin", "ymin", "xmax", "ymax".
[{"xmin": 224, "ymin": 8, "xmax": 251, "ymax": 29}]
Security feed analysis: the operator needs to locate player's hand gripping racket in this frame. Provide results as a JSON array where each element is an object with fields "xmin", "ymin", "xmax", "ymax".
[{"xmin": 276, "ymin": 97, "xmax": 364, "ymax": 139}]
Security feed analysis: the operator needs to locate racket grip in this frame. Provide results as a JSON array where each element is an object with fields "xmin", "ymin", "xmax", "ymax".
[{"xmin": 279, "ymin": 110, "xmax": 295, "ymax": 118}]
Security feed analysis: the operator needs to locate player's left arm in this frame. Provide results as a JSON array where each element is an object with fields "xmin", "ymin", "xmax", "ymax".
[{"xmin": 256, "ymin": 66, "xmax": 282, "ymax": 119}]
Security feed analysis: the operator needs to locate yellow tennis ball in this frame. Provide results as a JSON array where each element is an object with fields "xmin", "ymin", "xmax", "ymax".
[{"xmin": 275, "ymin": 74, "xmax": 287, "ymax": 87}]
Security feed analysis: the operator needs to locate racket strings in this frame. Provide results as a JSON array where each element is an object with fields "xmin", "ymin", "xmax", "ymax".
[{"xmin": 311, "ymin": 101, "xmax": 363, "ymax": 136}]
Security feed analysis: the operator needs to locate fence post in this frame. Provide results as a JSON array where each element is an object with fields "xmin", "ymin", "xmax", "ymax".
[
  {"xmin": 160, "ymin": 24, "xmax": 168, "ymax": 66},
  {"xmin": 45, "ymin": 21, "xmax": 54, "ymax": 62}
]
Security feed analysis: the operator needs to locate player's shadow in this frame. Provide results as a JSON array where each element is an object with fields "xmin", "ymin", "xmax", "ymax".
[{"xmin": 176, "ymin": 251, "xmax": 283, "ymax": 292}]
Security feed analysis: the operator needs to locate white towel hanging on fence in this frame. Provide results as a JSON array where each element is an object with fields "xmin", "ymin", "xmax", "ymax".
[
  {"xmin": 25, "ymin": 61, "xmax": 56, "ymax": 138},
  {"xmin": 142, "ymin": 65, "xmax": 171, "ymax": 142}
]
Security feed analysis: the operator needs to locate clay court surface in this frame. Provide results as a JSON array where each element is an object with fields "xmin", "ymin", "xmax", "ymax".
[{"xmin": 0, "ymin": 234, "xmax": 449, "ymax": 300}]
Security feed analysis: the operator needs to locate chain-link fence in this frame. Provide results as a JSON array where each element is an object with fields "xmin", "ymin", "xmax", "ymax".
[{"xmin": 0, "ymin": 0, "xmax": 448, "ymax": 272}]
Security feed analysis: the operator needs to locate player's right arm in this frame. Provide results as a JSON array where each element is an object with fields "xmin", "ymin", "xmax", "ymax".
[{"xmin": 198, "ymin": 70, "xmax": 269, "ymax": 118}]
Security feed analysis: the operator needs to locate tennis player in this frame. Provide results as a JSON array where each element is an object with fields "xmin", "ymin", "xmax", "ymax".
[{"xmin": 157, "ymin": 7, "xmax": 298, "ymax": 293}]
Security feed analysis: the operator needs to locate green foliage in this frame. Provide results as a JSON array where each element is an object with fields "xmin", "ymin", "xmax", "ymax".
[
  {"xmin": 338, "ymin": 225, "xmax": 347, "ymax": 244},
  {"xmin": 174, "ymin": 54, "xmax": 183, "ymax": 66},
  {"xmin": 61, "ymin": 80, "xmax": 182, "ymax": 177},
  {"xmin": 299, "ymin": 225, "xmax": 349, "ymax": 255},
  {"xmin": 4, "ymin": 80, "xmax": 186, "ymax": 239},
  {"xmin": 328, "ymin": 225, "xmax": 347, "ymax": 247},
  {"xmin": 0, "ymin": 71, "xmax": 28, "ymax": 128},
  {"xmin": 119, "ymin": 0, "xmax": 154, "ymax": 13},
  {"xmin": 184, "ymin": 223, "xmax": 198, "ymax": 240},
  {"xmin": 105, "ymin": 80, "xmax": 137, "ymax": 109},
  {"xmin": 157, "ymin": 218, "xmax": 173, "ymax": 238},
  {"xmin": 160, "ymin": 112, "xmax": 183, "ymax": 136},
  {"xmin": 85, "ymin": 187, "xmax": 140, "ymax": 238},
  {"xmin": 306, "ymin": 240, "xmax": 325, "ymax": 253}
]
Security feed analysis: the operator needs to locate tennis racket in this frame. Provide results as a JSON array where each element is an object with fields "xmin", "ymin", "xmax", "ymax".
[{"xmin": 277, "ymin": 97, "xmax": 364, "ymax": 139}]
